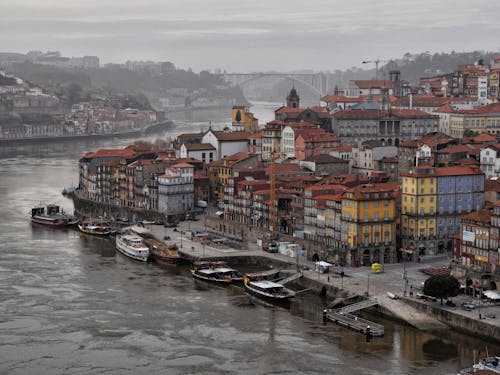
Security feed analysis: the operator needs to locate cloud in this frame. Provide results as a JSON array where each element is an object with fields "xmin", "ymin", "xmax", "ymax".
[{"xmin": 1, "ymin": 0, "xmax": 500, "ymax": 71}]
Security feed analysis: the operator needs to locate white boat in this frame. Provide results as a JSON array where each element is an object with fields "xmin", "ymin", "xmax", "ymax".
[
  {"xmin": 244, "ymin": 279, "xmax": 296, "ymax": 301},
  {"xmin": 115, "ymin": 234, "xmax": 150, "ymax": 262},
  {"xmin": 191, "ymin": 267, "xmax": 243, "ymax": 283}
]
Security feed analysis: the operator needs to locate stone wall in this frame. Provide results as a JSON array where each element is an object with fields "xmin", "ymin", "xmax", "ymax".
[{"xmin": 403, "ymin": 298, "xmax": 500, "ymax": 343}]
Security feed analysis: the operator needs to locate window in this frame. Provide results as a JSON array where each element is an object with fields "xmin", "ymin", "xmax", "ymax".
[
  {"xmin": 364, "ymin": 202, "xmax": 369, "ymax": 209},
  {"xmin": 374, "ymin": 201, "xmax": 379, "ymax": 208}
]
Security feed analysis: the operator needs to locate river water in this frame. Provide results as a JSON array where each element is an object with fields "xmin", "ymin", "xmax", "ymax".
[{"xmin": 0, "ymin": 103, "xmax": 498, "ymax": 375}]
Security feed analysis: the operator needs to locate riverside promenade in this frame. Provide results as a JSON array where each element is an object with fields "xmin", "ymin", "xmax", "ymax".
[{"xmin": 147, "ymin": 219, "xmax": 500, "ymax": 341}]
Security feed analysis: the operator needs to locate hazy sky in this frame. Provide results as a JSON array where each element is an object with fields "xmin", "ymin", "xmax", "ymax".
[{"xmin": 2, "ymin": 0, "xmax": 500, "ymax": 72}]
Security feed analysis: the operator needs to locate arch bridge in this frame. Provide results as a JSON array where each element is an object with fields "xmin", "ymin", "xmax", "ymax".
[{"xmin": 220, "ymin": 72, "xmax": 329, "ymax": 97}]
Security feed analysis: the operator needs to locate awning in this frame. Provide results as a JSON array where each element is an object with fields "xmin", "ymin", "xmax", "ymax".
[{"xmin": 215, "ymin": 211, "xmax": 224, "ymax": 216}]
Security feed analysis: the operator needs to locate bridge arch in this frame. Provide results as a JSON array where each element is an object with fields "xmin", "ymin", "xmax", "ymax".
[{"xmin": 223, "ymin": 73, "xmax": 325, "ymax": 97}]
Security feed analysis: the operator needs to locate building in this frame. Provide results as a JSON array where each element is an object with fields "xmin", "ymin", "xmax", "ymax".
[
  {"xmin": 340, "ymin": 183, "xmax": 398, "ymax": 266},
  {"xmin": 202, "ymin": 129, "xmax": 251, "ymax": 161},
  {"xmin": 281, "ymin": 122, "xmax": 318, "ymax": 158},
  {"xmin": 157, "ymin": 163, "xmax": 194, "ymax": 219},
  {"xmin": 331, "ymin": 109, "xmax": 439, "ymax": 145},
  {"xmin": 179, "ymin": 143, "xmax": 216, "ymax": 164},
  {"xmin": 454, "ymin": 207, "xmax": 499, "ymax": 290},
  {"xmin": 294, "ymin": 129, "xmax": 340, "ymax": 161},
  {"xmin": 352, "ymin": 140, "xmax": 398, "ymax": 177},
  {"xmin": 401, "ymin": 166, "xmax": 484, "ymax": 260},
  {"xmin": 480, "ymin": 144, "xmax": 500, "ymax": 179},
  {"xmin": 449, "ymin": 103, "xmax": 500, "ymax": 138},
  {"xmin": 299, "ymin": 154, "xmax": 350, "ymax": 176},
  {"xmin": 231, "ymin": 105, "xmax": 259, "ymax": 133}
]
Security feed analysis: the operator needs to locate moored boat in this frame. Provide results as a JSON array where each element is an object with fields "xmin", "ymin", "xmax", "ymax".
[
  {"xmin": 244, "ymin": 279, "xmax": 296, "ymax": 301},
  {"xmin": 31, "ymin": 205, "xmax": 68, "ymax": 227},
  {"xmin": 191, "ymin": 266, "xmax": 243, "ymax": 283},
  {"xmin": 458, "ymin": 356, "xmax": 500, "ymax": 374},
  {"xmin": 78, "ymin": 220, "xmax": 114, "ymax": 235},
  {"xmin": 115, "ymin": 233, "xmax": 150, "ymax": 262},
  {"xmin": 142, "ymin": 237, "xmax": 183, "ymax": 266}
]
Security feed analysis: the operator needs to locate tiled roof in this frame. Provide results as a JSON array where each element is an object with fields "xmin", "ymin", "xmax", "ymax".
[
  {"xmin": 248, "ymin": 132, "xmax": 262, "ymax": 139},
  {"xmin": 393, "ymin": 95, "xmax": 474, "ymax": 108},
  {"xmin": 353, "ymin": 80, "xmax": 393, "ymax": 89},
  {"xmin": 453, "ymin": 102, "xmax": 500, "ymax": 115},
  {"xmin": 332, "ymin": 108, "xmax": 434, "ymax": 119},
  {"xmin": 213, "ymin": 131, "xmax": 251, "ymax": 141},
  {"xmin": 171, "ymin": 162, "xmax": 194, "ymax": 168},
  {"xmin": 185, "ymin": 143, "xmax": 216, "ymax": 151},
  {"xmin": 275, "ymin": 107, "xmax": 305, "ymax": 115},
  {"xmin": 461, "ymin": 209, "xmax": 491, "ymax": 224},
  {"xmin": 381, "ymin": 156, "xmax": 399, "ymax": 163},
  {"xmin": 436, "ymin": 144, "xmax": 471, "ymax": 154},
  {"xmin": 343, "ymin": 183, "xmax": 395, "ymax": 200},
  {"xmin": 321, "ymin": 94, "xmax": 365, "ymax": 103}
]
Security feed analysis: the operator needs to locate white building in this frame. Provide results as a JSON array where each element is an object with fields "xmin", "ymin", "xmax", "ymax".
[
  {"xmin": 179, "ymin": 143, "xmax": 216, "ymax": 163},
  {"xmin": 202, "ymin": 129, "xmax": 250, "ymax": 160},
  {"xmin": 480, "ymin": 144, "xmax": 500, "ymax": 179},
  {"xmin": 157, "ymin": 163, "xmax": 194, "ymax": 217}
]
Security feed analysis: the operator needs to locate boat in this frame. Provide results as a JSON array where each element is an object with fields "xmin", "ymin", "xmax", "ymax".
[
  {"xmin": 458, "ymin": 356, "xmax": 500, "ymax": 374},
  {"xmin": 191, "ymin": 266, "xmax": 243, "ymax": 283},
  {"xmin": 142, "ymin": 236, "xmax": 183, "ymax": 266},
  {"xmin": 61, "ymin": 186, "xmax": 76, "ymax": 197},
  {"xmin": 77, "ymin": 220, "xmax": 114, "ymax": 236},
  {"xmin": 31, "ymin": 205, "xmax": 68, "ymax": 227},
  {"xmin": 245, "ymin": 269, "xmax": 280, "ymax": 281},
  {"xmin": 115, "ymin": 233, "xmax": 150, "ymax": 262},
  {"xmin": 192, "ymin": 260, "xmax": 229, "ymax": 271},
  {"xmin": 243, "ymin": 279, "xmax": 296, "ymax": 301}
]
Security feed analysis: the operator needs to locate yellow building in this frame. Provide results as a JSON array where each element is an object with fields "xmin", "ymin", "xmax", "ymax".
[
  {"xmin": 401, "ymin": 165, "xmax": 484, "ymax": 260},
  {"xmin": 232, "ymin": 106, "xmax": 259, "ymax": 133},
  {"xmin": 449, "ymin": 102, "xmax": 500, "ymax": 137},
  {"xmin": 340, "ymin": 183, "xmax": 397, "ymax": 266}
]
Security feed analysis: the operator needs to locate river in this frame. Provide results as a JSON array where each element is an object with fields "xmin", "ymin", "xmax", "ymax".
[{"xmin": 0, "ymin": 102, "xmax": 498, "ymax": 374}]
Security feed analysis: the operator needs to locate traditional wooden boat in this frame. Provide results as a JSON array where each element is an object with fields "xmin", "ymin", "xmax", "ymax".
[
  {"xmin": 244, "ymin": 279, "xmax": 295, "ymax": 301},
  {"xmin": 115, "ymin": 233, "xmax": 150, "ymax": 262},
  {"xmin": 31, "ymin": 205, "xmax": 68, "ymax": 227},
  {"xmin": 78, "ymin": 220, "xmax": 114, "ymax": 236},
  {"xmin": 142, "ymin": 237, "xmax": 183, "ymax": 266}
]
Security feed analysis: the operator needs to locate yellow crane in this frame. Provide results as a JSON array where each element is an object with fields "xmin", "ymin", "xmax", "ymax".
[{"xmin": 362, "ymin": 58, "xmax": 388, "ymax": 80}]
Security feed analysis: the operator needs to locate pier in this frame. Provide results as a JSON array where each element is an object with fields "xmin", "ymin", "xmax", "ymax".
[{"xmin": 323, "ymin": 298, "xmax": 384, "ymax": 337}]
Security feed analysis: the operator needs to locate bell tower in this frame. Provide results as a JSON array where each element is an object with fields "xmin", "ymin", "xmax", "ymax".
[{"xmin": 286, "ymin": 86, "xmax": 300, "ymax": 108}]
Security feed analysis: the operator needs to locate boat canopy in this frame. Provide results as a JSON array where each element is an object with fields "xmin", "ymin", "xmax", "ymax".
[
  {"xmin": 252, "ymin": 280, "xmax": 284, "ymax": 289},
  {"xmin": 483, "ymin": 290, "xmax": 500, "ymax": 300}
]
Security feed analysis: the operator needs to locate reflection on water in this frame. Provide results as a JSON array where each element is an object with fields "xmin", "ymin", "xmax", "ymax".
[{"xmin": 0, "ymin": 103, "xmax": 499, "ymax": 374}]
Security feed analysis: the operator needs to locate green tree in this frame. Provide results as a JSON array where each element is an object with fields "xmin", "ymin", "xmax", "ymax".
[
  {"xmin": 235, "ymin": 110, "xmax": 242, "ymax": 122},
  {"xmin": 423, "ymin": 275, "xmax": 460, "ymax": 305}
]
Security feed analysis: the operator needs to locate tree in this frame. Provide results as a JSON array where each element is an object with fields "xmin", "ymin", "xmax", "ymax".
[
  {"xmin": 235, "ymin": 110, "xmax": 241, "ymax": 123},
  {"xmin": 423, "ymin": 275, "xmax": 460, "ymax": 305}
]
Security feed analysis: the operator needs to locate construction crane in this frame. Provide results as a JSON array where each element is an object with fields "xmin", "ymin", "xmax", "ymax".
[{"xmin": 362, "ymin": 58, "xmax": 387, "ymax": 80}]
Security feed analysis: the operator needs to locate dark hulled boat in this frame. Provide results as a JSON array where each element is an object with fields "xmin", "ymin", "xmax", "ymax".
[
  {"xmin": 31, "ymin": 205, "xmax": 68, "ymax": 227},
  {"xmin": 142, "ymin": 237, "xmax": 183, "ymax": 266}
]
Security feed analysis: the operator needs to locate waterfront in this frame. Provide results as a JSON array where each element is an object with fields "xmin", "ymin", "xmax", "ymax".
[{"xmin": 1, "ymin": 104, "xmax": 499, "ymax": 374}]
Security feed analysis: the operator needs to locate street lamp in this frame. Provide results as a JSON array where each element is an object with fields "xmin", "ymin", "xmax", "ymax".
[
  {"xmin": 180, "ymin": 229, "xmax": 183, "ymax": 248},
  {"xmin": 367, "ymin": 273, "xmax": 370, "ymax": 296}
]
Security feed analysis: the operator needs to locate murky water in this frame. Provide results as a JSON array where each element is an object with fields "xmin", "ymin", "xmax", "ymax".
[{"xmin": 0, "ymin": 104, "xmax": 498, "ymax": 374}]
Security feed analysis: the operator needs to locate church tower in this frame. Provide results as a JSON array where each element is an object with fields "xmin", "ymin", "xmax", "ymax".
[{"xmin": 286, "ymin": 86, "xmax": 300, "ymax": 108}]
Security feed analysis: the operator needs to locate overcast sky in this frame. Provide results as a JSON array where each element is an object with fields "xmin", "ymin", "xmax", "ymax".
[{"xmin": 2, "ymin": 0, "xmax": 500, "ymax": 72}]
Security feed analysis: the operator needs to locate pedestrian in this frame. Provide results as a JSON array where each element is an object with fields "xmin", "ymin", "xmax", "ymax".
[{"xmin": 327, "ymin": 276, "xmax": 330, "ymax": 283}]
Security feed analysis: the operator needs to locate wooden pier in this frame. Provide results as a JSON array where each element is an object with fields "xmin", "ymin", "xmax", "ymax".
[{"xmin": 323, "ymin": 298, "xmax": 384, "ymax": 337}]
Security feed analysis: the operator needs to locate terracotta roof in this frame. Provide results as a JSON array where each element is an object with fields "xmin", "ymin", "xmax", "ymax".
[
  {"xmin": 185, "ymin": 143, "xmax": 215, "ymax": 151},
  {"xmin": 353, "ymin": 80, "xmax": 393, "ymax": 89},
  {"xmin": 436, "ymin": 144, "xmax": 471, "ymax": 154},
  {"xmin": 333, "ymin": 145, "xmax": 353, "ymax": 152},
  {"xmin": 248, "ymin": 132, "xmax": 262, "ymax": 139},
  {"xmin": 84, "ymin": 148, "xmax": 137, "ymax": 159},
  {"xmin": 222, "ymin": 152, "xmax": 250, "ymax": 162},
  {"xmin": 461, "ymin": 209, "xmax": 491, "ymax": 224},
  {"xmin": 434, "ymin": 103, "xmax": 456, "ymax": 113},
  {"xmin": 171, "ymin": 162, "xmax": 194, "ymax": 168},
  {"xmin": 453, "ymin": 157, "xmax": 479, "ymax": 166},
  {"xmin": 213, "ymin": 131, "xmax": 251, "ymax": 141},
  {"xmin": 321, "ymin": 94, "xmax": 365, "ymax": 103},
  {"xmin": 381, "ymin": 156, "xmax": 398, "ymax": 163},
  {"xmin": 453, "ymin": 102, "xmax": 500, "ymax": 115},
  {"xmin": 485, "ymin": 178, "xmax": 500, "ymax": 192},
  {"xmin": 393, "ymin": 95, "xmax": 474, "ymax": 108},
  {"xmin": 177, "ymin": 157, "xmax": 203, "ymax": 164}
]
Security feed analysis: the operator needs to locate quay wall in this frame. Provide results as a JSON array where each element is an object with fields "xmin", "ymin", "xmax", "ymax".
[
  {"xmin": 73, "ymin": 194, "xmax": 164, "ymax": 222},
  {"xmin": 403, "ymin": 298, "xmax": 500, "ymax": 343}
]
